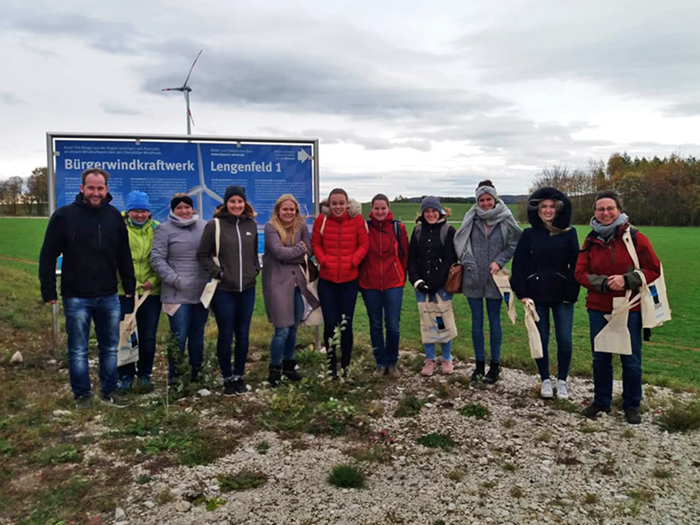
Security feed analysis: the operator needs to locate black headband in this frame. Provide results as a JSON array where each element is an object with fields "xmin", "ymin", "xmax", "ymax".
[{"xmin": 171, "ymin": 195, "xmax": 194, "ymax": 211}]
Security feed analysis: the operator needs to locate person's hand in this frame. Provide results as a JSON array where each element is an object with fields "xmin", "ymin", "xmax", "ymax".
[
  {"xmin": 489, "ymin": 262, "xmax": 500, "ymax": 275},
  {"xmin": 141, "ymin": 281, "xmax": 153, "ymax": 291},
  {"xmin": 607, "ymin": 275, "xmax": 625, "ymax": 291},
  {"xmin": 125, "ymin": 294, "xmax": 133, "ymax": 298},
  {"xmin": 416, "ymin": 282, "xmax": 431, "ymax": 294},
  {"xmin": 299, "ymin": 241, "xmax": 308, "ymax": 251},
  {"xmin": 46, "ymin": 300, "xmax": 57, "ymax": 305},
  {"xmin": 521, "ymin": 298, "xmax": 530, "ymax": 305}
]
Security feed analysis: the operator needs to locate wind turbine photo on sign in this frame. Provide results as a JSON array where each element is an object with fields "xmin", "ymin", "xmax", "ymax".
[
  {"xmin": 188, "ymin": 143, "xmax": 223, "ymax": 213},
  {"xmin": 161, "ymin": 49, "xmax": 203, "ymax": 135}
]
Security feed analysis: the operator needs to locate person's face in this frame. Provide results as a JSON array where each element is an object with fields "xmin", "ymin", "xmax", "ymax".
[
  {"xmin": 279, "ymin": 200, "xmax": 297, "ymax": 225},
  {"xmin": 423, "ymin": 208, "xmax": 440, "ymax": 224},
  {"xmin": 594, "ymin": 197, "xmax": 620, "ymax": 226},
  {"xmin": 174, "ymin": 201, "xmax": 193, "ymax": 219},
  {"xmin": 538, "ymin": 199, "xmax": 557, "ymax": 223},
  {"xmin": 80, "ymin": 173, "xmax": 108, "ymax": 208},
  {"xmin": 371, "ymin": 200, "xmax": 390, "ymax": 221},
  {"xmin": 227, "ymin": 195, "xmax": 246, "ymax": 216},
  {"xmin": 128, "ymin": 209, "xmax": 150, "ymax": 223},
  {"xmin": 478, "ymin": 193, "xmax": 496, "ymax": 211},
  {"xmin": 330, "ymin": 193, "xmax": 348, "ymax": 216}
]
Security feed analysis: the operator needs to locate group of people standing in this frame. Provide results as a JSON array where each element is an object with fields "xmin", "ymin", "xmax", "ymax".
[{"xmin": 39, "ymin": 168, "xmax": 661, "ymax": 424}]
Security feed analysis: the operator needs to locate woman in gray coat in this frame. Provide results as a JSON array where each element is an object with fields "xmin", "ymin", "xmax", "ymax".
[
  {"xmin": 262, "ymin": 194, "xmax": 319, "ymax": 387},
  {"xmin": 150, "ymin": 193, "xmax": 209, "ymax": 384},
  {"xmin": 454, "ymin": 180, "xmax": 522, "ymax": 384}
]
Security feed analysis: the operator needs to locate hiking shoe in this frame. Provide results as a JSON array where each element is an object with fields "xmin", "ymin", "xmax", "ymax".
[
  {"xmin": 117, "ymin": 375, "xmax": 133, "ymax": 393},
  {"xmin": 387, "ymin": 365, "xmax": 401, "ymax": 378},
  {"xmin": 581, "ymin": 402, "xmax": 610, "ymax": 419},
  {"xmin": 556, "ymin": 380, "xmax": 568, "ymax": 400},
  {"xmin": 624, "ymin": 409, "xmax": 642, "ymax": 425},
  {"xmin": 282, "ymin": 360, "xmax": 303, "ymax": 382},
  {"xmin": 421, "ymin": 359, "xmax": 436, "ymax": 376},
  {"xmin": 484, "ymin": 362, "xmax": 500, "ymax": 384},
  {"xmin": 223, "ymin": 379, "xmax": 237, "ymax": 397},
  {"xmin": 75, "ymin": 396, "xmax": 92, "ymax": 410},
  {"xmin": 470, "ymin": 361, "xmax": 486, "ymax": 382},
  {"xmin": 232, "ymin": 378, "xmax": 248, "ymax": 396},
  {"xmin": 441, "ymin": 360, "xmax": 454, "ymax": 375},
  {"xmin": 136, "ymin": 376, "xmax": 154, "ymax": 394},
  {"xmin": 100, "ymin": 391, "xmax": 131, "ymax": 408},
  {"xmin": 540, "ymin": 379, "xmax": 554, "ymax": 399},
  {"xmin": 267, "ymin": 365, "xmax": 282, "ymax": 388},
  {"xmin": 373, "ymin": 366, "xmax": 387, "ymax": 377}
]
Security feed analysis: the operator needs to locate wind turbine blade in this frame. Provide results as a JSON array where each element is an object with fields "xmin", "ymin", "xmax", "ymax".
[
  {"xmin": 162, "ymin": 87, "xmax": 185, "ymax": 91},
  {"xmin": 204, "ymin": 187, "xmax": 223, "ymax": 202},
  {"xmin": 183, "ymin": 49, "xmax": 203, "ymax": 87},
  {"xmin": 188, "ymin": 109, "xmax": 195, "ymax": 128}
]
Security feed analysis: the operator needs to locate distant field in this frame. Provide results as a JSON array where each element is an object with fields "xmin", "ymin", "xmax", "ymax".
[
  {"xmin": 1, "ymin": 216, "xmax": 698, "ymax": 389},
  {"xmin": 362, "ymin": 202, "xmax": 525, "ymax": 223}
]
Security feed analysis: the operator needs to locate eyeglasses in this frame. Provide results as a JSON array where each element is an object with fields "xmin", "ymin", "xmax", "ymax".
[{"xmin": 595, "ymin": 207, "xmax": 617, "ymax": 213}]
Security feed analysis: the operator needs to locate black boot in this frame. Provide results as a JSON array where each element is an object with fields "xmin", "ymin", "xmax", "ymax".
[
  {"xmin": 267, "ymin": 365, "xmax": 282, "ymax": 388},
  {"xmin": 470, "ymin": 361, "xmax": 486, "ymax": 382},
  {"xmin": 283, "ymin": 359, "xmax": 303, "ymax": 382},
  {"xmin": 484, "ymin": 362, "xmax": 500, "ymax": 384}
]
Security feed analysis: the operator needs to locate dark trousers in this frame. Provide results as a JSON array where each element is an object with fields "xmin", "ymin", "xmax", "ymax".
[
  {"xmin": 211, "ymin": 287, "xmax": 256, "ymax": 379},
  {"xmin": 589, "ymin": 309, "xmax": 643, "ymax": 410},
  {"xmin": 318, "ymin": 278, "xmax": 359, "ymax": 370},
  {"xmin": 534, "ymin": 301, "xmax": 574, "ymax": 381},
  {"xmin": 118, "ymin": 294, "xmax": 162, "ymax": 381},
  {"xmin": 167, "ymin": 303, "xmax": 209, "ymax": 382}
]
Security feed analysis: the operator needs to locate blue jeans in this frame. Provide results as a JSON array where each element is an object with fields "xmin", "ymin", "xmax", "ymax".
[
  {"xmin": 589, "ymin": 309, "xmax": 643, "ymax": 410},
  {"xmin": 167, "ymin": 302, "xmax": 209, "ymax": 382},
  {"xmin": 62, "ymin": 294, "xmax": 121, "ymax": 399},
  {"xmin": 467, "ymin": 297, "xmax": 502, "ymax": 363},
  {"xmin": 361, "ymin": 287, "xmax": 404, "ymax": 367},
  {"xmin": 118, "ymin": 294, "xmax": 162, "ymax": 381},
  {"xmin": 269, "ymin": 288, "xmax": 304, "ymax": 366},
  {"xmin": 534, "ymin": 301, "xmax": 574, "ymax": 381},
  {"xmin": 211, "ymin": 288, "xmax": 256, "ymax": 378},
  {"xmin": 318, "ymin": 278, "xmax": 359, "ymax": 369},
  {"xmin": 415, "ymin": 288, "xmax": 453, "ymax": 361}
]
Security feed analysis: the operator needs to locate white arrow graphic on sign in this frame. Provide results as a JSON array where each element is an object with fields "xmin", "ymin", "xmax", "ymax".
[{"xmin": 297, "ymin": 149, "xmax": 312, "ymax": 163}]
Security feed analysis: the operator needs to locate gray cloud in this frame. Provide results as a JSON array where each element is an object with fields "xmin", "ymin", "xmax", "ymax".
[
  {"xmin": 100, "ymin": 102, "xmax": 143, "ymax": 116},
  {"xmin": 663, "ymin": 103, "xmax": 700, "ymax": 118},
  {"xmin": 303, "ymin": 129, "xmax": 431, "ymax": 152},
  {"xmin": 0, "ymin": 91, "xmax": 24, "ymax": 105}
]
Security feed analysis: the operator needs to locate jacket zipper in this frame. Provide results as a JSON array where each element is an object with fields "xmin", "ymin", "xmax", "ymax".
[
  {"xmin": 379, "ymin": 221, "xmax": 384, "ymax": 290},
  {"xmin": 98, "ymin": 223, "xmax": 102, "ymax": 247},
  {"xmin": 235, "ymin": 218, "xmax": 243, "ymax": 292},
  {"xmin": 337, "ymin": 218, "xmax": 341, "ymax": 282}
]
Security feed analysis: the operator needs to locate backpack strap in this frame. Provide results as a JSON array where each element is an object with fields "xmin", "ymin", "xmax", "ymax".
[
  {"xmin": 320, "ymin": 215, "xmax": 327, "ymax": 236},
  {"xmin": 439, "ymin": 222, "xmax": 449, "ymax": 246},
  {"xmin": 393, "ymin": 220, "xmax": 405, "ymax": 257}
]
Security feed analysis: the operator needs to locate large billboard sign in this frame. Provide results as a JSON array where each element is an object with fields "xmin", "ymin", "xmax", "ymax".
[{"xmin": 49, "ymin": 135, "xmax": 319, "ymax": 239}]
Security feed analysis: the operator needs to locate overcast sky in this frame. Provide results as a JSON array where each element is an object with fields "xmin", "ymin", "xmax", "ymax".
[{"xmin": 2, "ymin": 0, "xmax": 699, "ymax": 200}]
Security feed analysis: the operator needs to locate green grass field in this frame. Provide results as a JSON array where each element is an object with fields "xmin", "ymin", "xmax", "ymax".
[{"xmin": 1, "ymin": 216, "xmax": 698, "ymax": 389}]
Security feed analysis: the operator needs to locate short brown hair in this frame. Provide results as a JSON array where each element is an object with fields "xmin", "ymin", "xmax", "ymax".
[
  {"xmin": 594, "ymin": 190, "xmax": 623, "ymax": 212},
  {"xmin": 328, "ymin": 188, "xmax": 348, "ymax": 201},
  {"xmin": 81, "ymin": 168, "xmax": 110, "ymax": 185},
  {"xmin": 371, "ymin": 193, "xmax": 390, "ymax": 207}
]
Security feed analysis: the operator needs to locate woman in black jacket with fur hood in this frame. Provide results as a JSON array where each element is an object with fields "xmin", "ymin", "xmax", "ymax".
[{"xmin": 510, "ymin": 187, "xmax": 580, "ymax": 400}]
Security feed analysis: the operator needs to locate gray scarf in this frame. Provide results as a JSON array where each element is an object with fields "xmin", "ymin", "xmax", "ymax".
[
  {"xmin": 454, "ymin": 200, "xmax": 521, "ymax": 270},
  {"xmin": 590, "ymin": 212, "xmax": 629, "ymax": 242}
]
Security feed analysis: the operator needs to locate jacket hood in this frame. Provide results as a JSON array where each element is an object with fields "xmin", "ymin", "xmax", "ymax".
[
  {"xmin": 527, "ymin": 187, "xmax": 572, "ymax": 229},
  {"xmin": 74, "ymin": 192, "xmax": 113, "ymax": 208},
  {"xmin": 320, "ymin": 198, "xmax": 362, "ymax": 218}
]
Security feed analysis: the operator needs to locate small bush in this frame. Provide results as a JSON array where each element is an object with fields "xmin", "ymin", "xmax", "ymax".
[
  {"xmin": 135, "ymin": 475, "xmax": 152, "ymax": 485},
  {"xmin": 536, "ymin": 431, "xmax": 551, "ymax": 443},
  {"xmin": 502, "ymin": 418, "xmax": 515, "ymax": 429},
  {"xmin": 628, "ymin": 489, "xmax": 654, "ymax": 503},
  {"xmin": 502, "ymin": 462, "xmax": 518, "ymax": 472},
  {"xmin": 621, "ymin": 429, "xmax": 635, "ymax": 439},
  {"xmin": 218, "ymin": 470, "xmax": 268, "ymax": 492},
  {"xmin": 551, "ymin": 398, "xmax": 579, "ymax": 413},
  {"xmin": 255, "ymin": 441, "xmax": 270, "ymax": 455},
  {"xmin": 584, "ymin": 493, "xmax": 598, "ymax": 504},
  {"xmin": 579, "ymin": 425, "xmax": 598, "ymax": 434},
  {"xmin": 31, "ymin": 444, "xmax": 81, "ymax": 466},
  {"xmin": 417, "ymin": 433, "xmax": 456, "ymax": 451},
  {"xmin": 447, "ymin": 469, "xmax": 464, "ymax": 481},
  {"xmin": 393, "ymin": 394, "xmax": 424, "ymax": 418},
  {"xmin": 651, "ymin": 467, "xmax": 672, "ymax": 479},
  {"xmin": 657, "ymin": 401, "xmax": 700, "ymax": 433},
  {"xmin": 460, "ymin": 403, "xmax": 490, "ymax": 419},
  {"xmin": 510, "ymin": 487, "xmax": 523, "ymax": 498},
  {"xmin": 328, "ymin": 464, "xmax": 366, "ymax": 489}
]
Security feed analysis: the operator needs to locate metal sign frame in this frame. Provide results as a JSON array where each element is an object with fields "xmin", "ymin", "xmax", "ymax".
[{"xmin": 46, "ymin": 132, "xmax": 321, "ymax": 351}]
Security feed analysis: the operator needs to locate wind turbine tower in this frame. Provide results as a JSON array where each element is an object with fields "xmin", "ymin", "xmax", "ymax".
[{"xmin": 162, "ymin": 49, "xmax": 203, "ymax": 135}]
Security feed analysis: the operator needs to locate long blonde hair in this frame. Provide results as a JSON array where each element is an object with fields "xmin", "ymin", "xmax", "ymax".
[{"xmin": 270, "ymin": 194, "xmax": 305, "ymax": 245}]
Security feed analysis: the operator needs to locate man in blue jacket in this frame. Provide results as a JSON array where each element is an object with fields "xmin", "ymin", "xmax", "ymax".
[{"xmin": 39, "ymin": 168, "xmax": 135, "ymax": 408}]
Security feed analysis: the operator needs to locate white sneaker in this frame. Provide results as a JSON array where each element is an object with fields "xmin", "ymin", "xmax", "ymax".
[
  {"xmin": 556, "ymin": 380, "xmax": 568, "ymax": 400},
  {"xmin": 540, "ymin": 379, "xmax": 553, "ymax": 399}
]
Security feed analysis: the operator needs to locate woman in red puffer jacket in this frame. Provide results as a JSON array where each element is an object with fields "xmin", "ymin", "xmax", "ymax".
[
  {"xmin": 359, "ymin": 194, "xmax": 409, "ymax": 378},
  {"xmin": 312, "ymin": 188, "xmax": 369, "ymax": 378}
]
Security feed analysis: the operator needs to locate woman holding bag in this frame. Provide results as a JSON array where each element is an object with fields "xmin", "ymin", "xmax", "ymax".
[
  {"xmin": 453, "ymin": 180, "xmax": 522, "ymax": 384},
  {"xmin": 197, "ymin": 186, "xmax": 259, "ymax": 397},
  {"xmin": 575, "ymin": 190, "xmax": 660, "ymax": 424},
  {"xmin": 408, "ymin": 196, "xmax": 457, "ymax": 376},
  {"xmin": 151, "ymin": 193, "xmax": 209, "ymax": 385},
  {"xmin": 511, "ymin": 187, "xmax": 580, "ymax": 399},
  {"xmin": 117, "ymin": 191, "xmax": 162, "ymax": 393},
  {"xmin": 262, "ymin": 194, "xmax": 318, "ymax": 387},
  {"xmin": 311, "ymin": 188, "xmax": 369, "ymax": 379},
  {"xmin": 359, "ymin": 194, "xmax": 409, "ymax": 378}
]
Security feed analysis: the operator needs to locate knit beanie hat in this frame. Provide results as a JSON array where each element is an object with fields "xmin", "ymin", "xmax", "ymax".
[
  {"xmin": 476, "ymin": 185, "xmax": 498, "ymax": 200},
  {"xmin": 420, "ymin": 196, "xmax": 444, "ymax": 215},
  {"xmin": 224, "ymin": 185, "xmax": 247, "ymax": 204},
  {"xmin": 170, "ymin": 194, "xmax": 194, "ymax": 211},
  {"xmin": 126, "ymin": 190, "xmax": 150, "ymax": 212}
]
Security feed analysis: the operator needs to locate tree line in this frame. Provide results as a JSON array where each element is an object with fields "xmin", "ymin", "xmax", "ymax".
[
  {"xmin": 0, "ymin": 168, "xmax": 48, "ymax": 216},
  {"xmin": 531, "ymin": 153, "xmax": 700, "ymax": 226}
]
